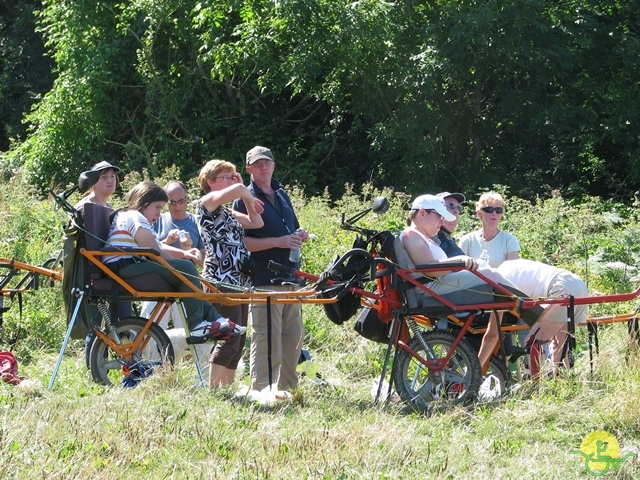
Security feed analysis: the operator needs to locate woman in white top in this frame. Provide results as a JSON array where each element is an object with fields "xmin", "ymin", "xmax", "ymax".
[
  {"xmin": 103, "ymin": 181, "xmax": 246, "ymax": 341},
  {"xmin": 459, "ymin": 192, "xmax": 520, "ymax": 268},
  {"xmin": 401, "ymin": 195, "xmax": 519, "ymax": 297}
]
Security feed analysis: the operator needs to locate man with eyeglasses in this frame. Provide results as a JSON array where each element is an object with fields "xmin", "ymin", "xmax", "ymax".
[
  {"xmin": 154, "ymin": 180, "xmax": 205, "ymax": 267},
  {"xmin": 433, "ymin": 191, "xmax": 466, "ymax": 257},
  {"xmin": 141, "ymin": 180, "xmax": 207, "ymax": 332}
]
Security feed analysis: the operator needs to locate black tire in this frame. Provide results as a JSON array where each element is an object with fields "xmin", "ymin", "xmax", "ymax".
[
  {"xmin": 41, "ymin": 253, "xmax": 63, "ymax": 287},
  {"xmin": 392, "ymin": 331, "xmax": 482, "ymax": 412},
  {"xmin": 478, "ymin": 355, "xmax": 510, "ymax": 402},
  {"xmin": 624, "ymin": 315, "xmax": 640, "ymax": 363},
  {"xmin": 88, "ymin": 316, "xmax": 174, "ymax": 386}
]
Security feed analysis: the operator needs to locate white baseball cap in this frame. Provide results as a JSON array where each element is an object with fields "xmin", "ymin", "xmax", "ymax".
[{"xmin": 411, "ymin": 194, "xmax": 456, "ymax": 221}]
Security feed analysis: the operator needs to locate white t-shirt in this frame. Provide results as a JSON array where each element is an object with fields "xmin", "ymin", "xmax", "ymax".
[
  {"xmin": 459, "ymin": 230, "xmax": 520, "ymax": 268},
  {"xmin": 103, "ymin": 210, "xmax": 155, "ymax": 264},
  {"xmin": 497, "ymin": 259, "xmax": 588, "ymax": 324},
  {"xmin": 496, "ymin": 259, "xmax": 561, "ymax": 298},
  {"xmin": 400, "ymin": 227, "xmax": 448, "ymax": 262}
]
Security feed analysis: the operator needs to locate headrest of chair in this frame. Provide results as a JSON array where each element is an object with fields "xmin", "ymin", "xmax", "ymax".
[
  {"xmin": 325, "ymin": 248, "xmax": 374, "ymax": 283},
  {"xmin": 320, "ymin": 283, "xmax": 362, "ymax": 325},
  {"xmin": 81, "ymin": 203, "xmax": 115, "ymax": 251},
  {"xmin": 78, "ymin": 170, "xmax": 101, "ymax": 193}
]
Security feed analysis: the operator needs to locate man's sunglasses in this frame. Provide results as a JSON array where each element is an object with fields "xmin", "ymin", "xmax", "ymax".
[
  {"xmin": 446, "ymin": 202, "xmax": 463, "ymax": 214},
  {"xmin": 480, "ymin": 206, "xmax": 504, "ymax": 214}
]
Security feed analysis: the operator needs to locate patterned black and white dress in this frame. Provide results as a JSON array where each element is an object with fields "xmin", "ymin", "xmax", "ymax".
[{"xmin": 197, "ymin": 202, "xmax": 251, "ymax": 288}]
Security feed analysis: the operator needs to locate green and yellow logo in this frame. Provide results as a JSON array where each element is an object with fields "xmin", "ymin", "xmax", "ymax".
[{"xmin": 570, "ymin": 430, "xmax": 637, "ymax": 476}]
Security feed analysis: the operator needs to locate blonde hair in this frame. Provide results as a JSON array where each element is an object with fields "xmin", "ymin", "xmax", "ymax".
[
  {"xmin": 197, "ymin": 159, "xmax": 237, "ymax": 193},
  {"xmin": 476, "ymin": 192, "xmax": 505, "ymax": 211}
]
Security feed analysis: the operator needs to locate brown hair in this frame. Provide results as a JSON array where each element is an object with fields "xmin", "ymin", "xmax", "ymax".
[
  {"xmin": 125, "ymin": 182, "xmax": 168, "ymax": 212},
  {"xmin": 197, "ymin": 159, "xmax": 237, "ymax": 193}
]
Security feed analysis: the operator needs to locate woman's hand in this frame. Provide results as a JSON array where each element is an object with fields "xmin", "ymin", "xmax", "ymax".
[
  {"xmin": 462, "ymin": 256, "xmax": 478, "ymax": 271},
  {"xmin": 245, "ymin": 195, "xmax": 265, "ymax": 215}
]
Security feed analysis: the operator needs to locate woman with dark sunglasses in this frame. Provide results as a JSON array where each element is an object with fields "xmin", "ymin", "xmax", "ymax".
[{"xmin": 459, "ymin": 191, "xmax": 520, "ymax": 268}]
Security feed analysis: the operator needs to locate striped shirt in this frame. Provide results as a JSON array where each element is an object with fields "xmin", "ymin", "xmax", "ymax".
[{"xmin": 102, "ymin": 210, "xmax": 155, "ymax": 264}]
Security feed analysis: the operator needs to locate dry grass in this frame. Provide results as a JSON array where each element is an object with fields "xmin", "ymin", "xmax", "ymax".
[{"xmin": 1, "ymin": 324, "xmax": 639, "ymax": 479}]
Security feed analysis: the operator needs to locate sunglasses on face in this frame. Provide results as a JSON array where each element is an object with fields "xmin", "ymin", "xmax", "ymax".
[
  {"xmin": 425, "ymin": 209, "xmax": 443, "ymax": 220},
  {"xmin": 480, "ymin": 206, "xmax": 504, "ymax": 214},
  {"xmin": 446, "ymin": 202, "xmax": 463, "ymax": 214}
]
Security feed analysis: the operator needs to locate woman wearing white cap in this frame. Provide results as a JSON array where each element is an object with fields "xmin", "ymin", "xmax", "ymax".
[
  {"xmin": 400, "ymin": 194, "xmax": 531, "ymax": 371},
  {"xmin": 401, "ymin": 194, "xmax": 486, "ymax": 294}
]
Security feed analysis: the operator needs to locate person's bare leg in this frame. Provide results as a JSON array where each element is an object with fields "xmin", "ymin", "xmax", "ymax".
[
  {"xmin": 524, "ymin": 305, "xmax": 566, "ymax": 376},
  {"xmin": 209, "ymin": 364, "xmax": 235, "ymax": 388},
  {"xmin": 478, "ymin": 312, "xmax": 501, "ymax": 374},
  {"xmin": 550, "ymin": 330, "xmax": 569, "ymax": 367}
]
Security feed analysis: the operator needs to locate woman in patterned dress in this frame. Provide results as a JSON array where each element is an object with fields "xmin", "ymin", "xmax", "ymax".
[{"xmin": 197, "ymin": 160, "xmax": 265, "ymax": 387}]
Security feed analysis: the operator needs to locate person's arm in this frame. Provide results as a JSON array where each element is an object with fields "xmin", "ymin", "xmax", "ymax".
[
  {"xmin": 133, "ymin": 228, "xmax": 198, "ymax": 262},
  {"xmin": 231, "ymin": 194, "xmax": 265, "ymax": 229},
  {"xmin": 506, "ymin": 251, "xmax": 520, "ymax": 261},
  {"xmin": 202, "ymin": 182, "xmax": 265, "ymax": 227},
  {"xmin": 506, "ymin": 233, "xmax": 521, "ymax": 261},
  {"xmin": 243, "ymin": 233, "xmax": 303, "ymax": 253},
  {"xmin": 402, "ymin": 232, "xmax": 476, "ymax": 276}
]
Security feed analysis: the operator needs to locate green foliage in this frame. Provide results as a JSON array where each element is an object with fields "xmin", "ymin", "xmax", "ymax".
[
  {"xmin": 0, "ymin": 173, "xmax": 67, "ymax": 264},
  {"xmin": 3, "ymin": 0, "xmax": 640, "ymax": 205},
  {"xmin": 0, "ymin": 1, "xmax": 55, "ymax": 152}
]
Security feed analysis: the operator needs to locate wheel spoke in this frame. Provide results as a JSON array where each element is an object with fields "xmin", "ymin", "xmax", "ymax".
[{"xmin": 392, "ymin": 330, "xmax": 482, "ymax": 411}]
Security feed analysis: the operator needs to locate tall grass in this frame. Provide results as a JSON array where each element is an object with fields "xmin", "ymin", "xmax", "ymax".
[{"xmin": 1, "ymin": 175, "xmax": 640, "ymax": 478}]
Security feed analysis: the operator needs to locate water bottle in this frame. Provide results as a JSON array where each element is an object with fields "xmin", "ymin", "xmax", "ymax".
[
  {"xmin": 289, "ymin": 230, "xmax": 301, "ymax": 263},
  {"xmin": 479, "ymin": 249, "xmax": 490, "ymax": 266}
]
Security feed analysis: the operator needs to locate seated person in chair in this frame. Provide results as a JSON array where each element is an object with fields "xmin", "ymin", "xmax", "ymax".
[
  {"xmin": 400, "ymin": 194, "xmax": 538, "ymax": 372},
  {"xmin": 102, "ymin": 181, "xmax": 246, "ymax": 340}
]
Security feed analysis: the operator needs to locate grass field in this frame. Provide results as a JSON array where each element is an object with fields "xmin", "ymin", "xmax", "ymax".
[
  {"xmin": 2, "ymin": 177, "xmax": 640, "ymax": 478},
  {"xmin": 1, "ymin": 318, "xmax": 639, "ymax": 479}
]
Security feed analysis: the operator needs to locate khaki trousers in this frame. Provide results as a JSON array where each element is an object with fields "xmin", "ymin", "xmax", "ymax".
[{"xmin": 249, "ymin": 285, "xmax": 303, "ymax": 391}]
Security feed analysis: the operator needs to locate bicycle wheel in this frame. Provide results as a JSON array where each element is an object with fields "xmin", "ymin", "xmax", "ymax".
[
  {"xmin": 88, "ymin": 316, "xmax": 175, "ymax": 386},
  {"xmin": 478, "ymin": 355, "xmax": 510, "ymax": 402},
  {"xmin": 41, "ymin": 251, "xmax": 63, "ymax": 286},
  {"xmin": 392, "ymin": 331, "xmax": 482, "ymax": 412}
]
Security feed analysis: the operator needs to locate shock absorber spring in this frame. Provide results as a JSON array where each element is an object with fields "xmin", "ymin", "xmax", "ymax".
[
  {"xmin": 406, "ymin": 316, "xmax": 430, "ymax": 353},
  {"xmin": 96, "ymin": 301, "xmax": 122, "ymax": 344}
]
